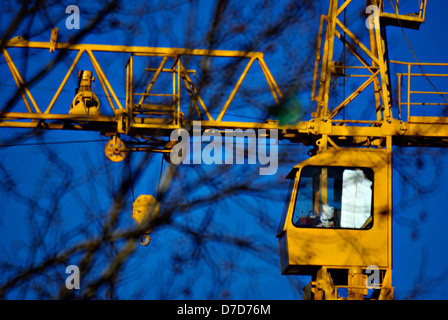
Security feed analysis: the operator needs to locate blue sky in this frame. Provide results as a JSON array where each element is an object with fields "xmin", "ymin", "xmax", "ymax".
[{"xmin": 0, "ymin": 0, "xmax": 448, "ymax": 300}]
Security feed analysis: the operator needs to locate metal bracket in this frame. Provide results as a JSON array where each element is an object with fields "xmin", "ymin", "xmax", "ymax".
[{"xmin": 49, "ymin": 27, "xmax": 58, "ymax": 53}]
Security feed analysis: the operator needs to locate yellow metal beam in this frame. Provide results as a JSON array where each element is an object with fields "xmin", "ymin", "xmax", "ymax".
[
  {"xmin": 45, "ymin": 49, "xmax": 85, "ymax": 114},
  {"xmin": 329, "ymin": 70, "xmax": 380, "ymax": 119},
  {"xmin": 2, "ymin": 48, "xmax": 41, "ymax": 113},
  {"xmin": 178, "ymin": 60, "xmax": 214, "ymax": 121},
  {"xmin": 258, "ymin": 57, "xmax": 283, "ymax": 103},
  {"xmin": 217, "ymin": 56, "xmax": 256, "ymax": 121},
  {"xmin": 2, "ymin": 39, "xmax": 264, "ymax": 59},
  {"xmin": 86, "ymin": 49, "xmax": 124, "ymax": 112},
  {"xmin": 0, "ymin": 111, "xmax": 116, "ymax": 121}
]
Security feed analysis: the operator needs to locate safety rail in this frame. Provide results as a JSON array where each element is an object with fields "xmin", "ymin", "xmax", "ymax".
[
  {"xmin": 392, "ymin": 61, "xmax": 448, "ymax": 123},
  {"xmin": 125, "ymin": 55, "xmax": 183, "ymax": 133},
  {"xmin": 379, "ymin": 0, "xmax": 427, "ymax": 29}
]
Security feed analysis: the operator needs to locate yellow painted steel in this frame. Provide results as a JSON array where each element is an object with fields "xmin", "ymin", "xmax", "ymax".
[
  {"xmin": 276, "ymin": 0, "xmax": 429, "ymax": 300},
  {"xmin": 1, "ymin": 37, "xmax": 283, "ymax": 138},
  {"xmin": 2, "ymin": 48, "xmax": 41, "ymax": 113},
  {"xmin": 379, "ymin": 0, "xmax": 427, "ymax": 29},
  {"xmin": 132, "ymin": 195, "xmax": 160, "ymax": 246},
  {"xmin": 277, "ymin": 146, "xmax": 393, "ymax": 299}
]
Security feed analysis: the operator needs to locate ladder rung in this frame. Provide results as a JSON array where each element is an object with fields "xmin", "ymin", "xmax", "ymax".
[
  {"xmin": 409, "ymin": 116, "xmax": 448, "ymax": 124},
  {"xmin": 133, "ymin": 111, "xmax": 175, "ymax": 116},
  {"xmin": 133, "ymin": 93, "xmax": 175, "ymax": 97},
  {"xmin": 380, "ymin": 13, "xmax": 423, "ymax": 30},
  {"xmin": 133, "ymin": 104, "xmax": 176, "ymax": 111},
  {"xmin": 133, "ymin": 117, "xmax": 174, "ymax": 125}
]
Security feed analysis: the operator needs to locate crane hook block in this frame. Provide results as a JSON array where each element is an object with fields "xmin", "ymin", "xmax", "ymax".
[
  {"xmin": 132, "ymin": 195, "xmax": 160, "ymax": 246},
  {"xmin": 104, "ymin": 135, "xmax": 127, "ymax": 162}
]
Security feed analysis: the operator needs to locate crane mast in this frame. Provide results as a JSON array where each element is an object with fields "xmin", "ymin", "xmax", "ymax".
[{"xmin": 1, "ymin": 0, "xmax": 445, "ymax": 300}]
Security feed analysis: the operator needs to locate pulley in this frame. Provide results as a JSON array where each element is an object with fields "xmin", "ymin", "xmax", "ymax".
[{"xmin": 104, "ymin": 135, "xmax": 127, "ymax": 162}]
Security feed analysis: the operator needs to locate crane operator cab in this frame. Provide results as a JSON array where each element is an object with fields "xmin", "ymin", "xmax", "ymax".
[{"xmin": 277, "ymin": 148, "xmax": 393, "ymax": 300}]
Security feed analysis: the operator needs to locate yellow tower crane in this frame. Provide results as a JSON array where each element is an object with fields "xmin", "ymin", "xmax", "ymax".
[{"xmin": 1, "ymin": 0, "xmax": 444, "ymax": 300}]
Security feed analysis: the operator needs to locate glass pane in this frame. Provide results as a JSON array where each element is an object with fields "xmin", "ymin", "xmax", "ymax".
[
  {"xmin": 277, "ymin": 179, "xmax": 295, "ymax": 235},
  {"xmin": 292, "ymin": 166, "xmax": 373, "ymax": 229}
]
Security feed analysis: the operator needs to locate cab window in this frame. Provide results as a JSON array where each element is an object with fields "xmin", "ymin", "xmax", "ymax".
[
  {"xmin": 292, "ymin": 166, "xmax": 373, "ymax": 229},
  {"xmin": 277, "ymin": 179, "xmax": 295, "ymax": 236}
]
